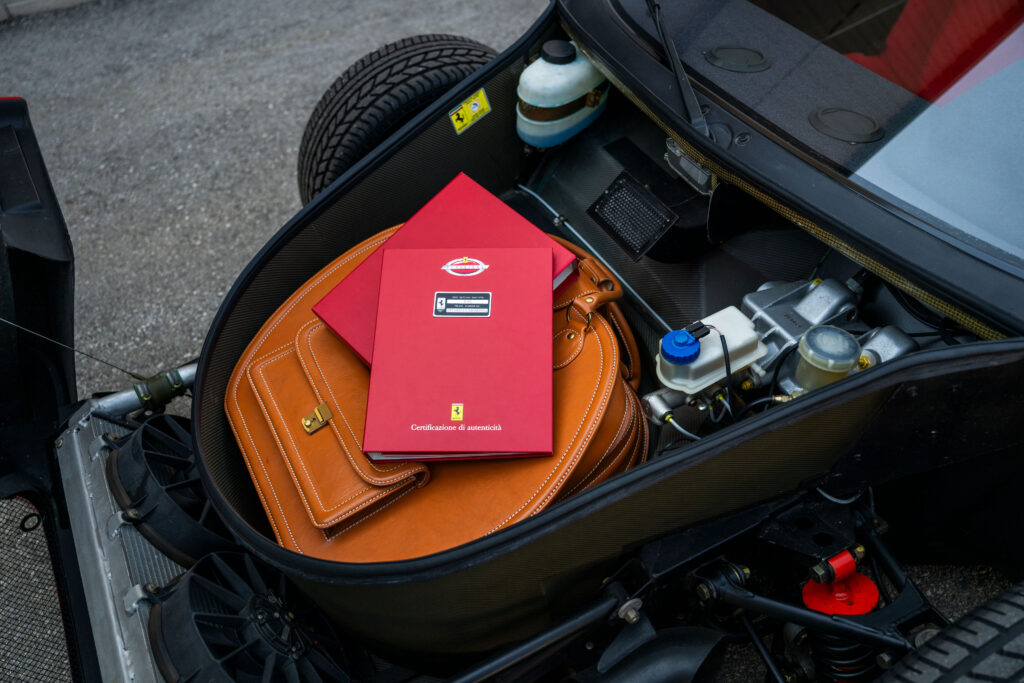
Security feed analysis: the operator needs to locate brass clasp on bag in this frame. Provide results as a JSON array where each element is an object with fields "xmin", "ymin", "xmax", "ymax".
[{"xmin": 302, "ymin": 402, "xmax": 333, "ymax": 435}]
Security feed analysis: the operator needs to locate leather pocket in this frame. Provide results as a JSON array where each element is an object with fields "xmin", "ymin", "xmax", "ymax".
[{"xmin": 247, "ymin": 318, "xmax": 428, "ymax": 530}]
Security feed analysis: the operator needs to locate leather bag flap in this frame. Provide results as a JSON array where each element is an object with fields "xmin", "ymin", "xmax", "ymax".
[{"xmin": 247, "ymin": 318, "xmax": 427, "ymax": 529}]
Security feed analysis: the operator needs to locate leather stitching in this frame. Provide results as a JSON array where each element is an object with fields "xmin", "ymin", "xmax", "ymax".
[
  {"xmin": 225, "ymin": 232, "xmax": 393, "ymax": 549},
  {"xmin": 487, "ymin": 313, "xmax": 616, "ymax": 533},
  {"xmin": 563, "ymin": 379, "xmax": 634, "ymax": 497},
  {"xmin": 321, "ymin": 483, "xmax": 418, "ymax": 541},
  {"xmin": 552, "ymin": 327, "xmax": 585, "ymax": 369},
  {"xmin": 553, "ymin": 288, "xmax": 602, "ymax": 310},
  {"xmin": 299, "ymin": 319, "xmax": 401, "ymax": 473},
  {"xmin": 319, "ymin": 480, "xmax": 412, "ymax": 542},
  {"xmin": 301, "ymin": 321, "xmax": 425, "ymax": 486},
  {"xmin": 608, "ymin": 310, "xmax": 635, "ymax": 380},
  {"xmin": 534, "ymin": 314, "xmax": 617, "ymax": 511},
  {"xmin": 251, "ymin": 348, "xmax": 339, "ymax": 527},
  {"xmin": 225, "ymin": 408, "xmax": 290, "ymax": 549}
]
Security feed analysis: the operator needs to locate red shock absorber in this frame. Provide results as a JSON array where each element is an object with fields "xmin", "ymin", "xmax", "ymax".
[{"xmin": 801, "ymin": 549, "xmax": 881, "ymax": 680}]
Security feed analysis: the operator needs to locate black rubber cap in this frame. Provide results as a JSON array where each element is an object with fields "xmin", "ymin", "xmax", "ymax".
[
  {"xmin": 541, "ymin": 40, "xmax": 576, "ymax": 65},
  {"xmin": 704, "ymin": 46, "xmax": 770, "ymax": 73},
  {"xmin": 809, "ymin": 107, "xmax": 884, "ymax": 143}
]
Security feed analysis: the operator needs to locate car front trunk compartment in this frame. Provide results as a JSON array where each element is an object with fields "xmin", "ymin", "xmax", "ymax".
[{"xmin": 192, "ymin": 11, "xmax": 1024, "ymax": 668}]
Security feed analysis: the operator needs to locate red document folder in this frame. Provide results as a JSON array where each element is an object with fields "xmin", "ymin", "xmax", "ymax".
[
  {"xmin": 363, "ymin": 247, "xmax": 553, "ymax": 461},
  {"xmin": 312, "ymin": 173, "xmax": 576, "ymax": 365}
]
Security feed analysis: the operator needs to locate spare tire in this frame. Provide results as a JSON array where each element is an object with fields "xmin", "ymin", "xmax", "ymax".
[
  {"xmin": 883, "ymin": 582, "xmax": 1024, "ymax": 682},
  {"xmin": 297, "ymin": 34, "xmax": 497, "ymax": 204}
]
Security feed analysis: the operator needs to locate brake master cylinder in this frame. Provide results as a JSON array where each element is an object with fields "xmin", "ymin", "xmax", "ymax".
[
  {"xmin": 516, "ymin": 40, "xmax": 608, "ymax": 147},
  {"xmin": 656, "ymin": 307, "xmax": 767, "ymax": 394}
]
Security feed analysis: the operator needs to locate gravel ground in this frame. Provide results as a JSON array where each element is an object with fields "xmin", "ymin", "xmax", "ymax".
[
  {"xmin": 0, "ymin": 0, "xmax": 547, "ymax": 398},
  {"xmin": 0, "ymin": 0, "xmax": 1012, "ymax": 680}
]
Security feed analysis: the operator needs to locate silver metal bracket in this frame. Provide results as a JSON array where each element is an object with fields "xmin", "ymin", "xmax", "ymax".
[{"xmin": 664, "ymin": 138, "xmax": 713, "ymax": 195}]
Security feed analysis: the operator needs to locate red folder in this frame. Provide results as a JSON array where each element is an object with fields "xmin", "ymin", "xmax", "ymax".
[
  {"xmin": 363, "ymin": 247, "xmax": 552, "ymax": 460},
  {"xmin": 312, "ymin": 173, "xmax": 576, "ymax": 364}
]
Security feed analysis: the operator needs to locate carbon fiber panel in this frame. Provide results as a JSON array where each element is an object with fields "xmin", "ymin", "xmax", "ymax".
[{"xmin": 530, "ymin": 93, "xmax": 827, "ymax": 335}]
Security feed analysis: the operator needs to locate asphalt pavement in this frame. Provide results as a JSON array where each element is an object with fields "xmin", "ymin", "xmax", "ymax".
[
  {"xmin": 1, "ymin": 0, "xmax": 547, "ymax": 398},
  {"xmin": 0, "ymin": 1, "xmax": 1012, "ymax": 680}
]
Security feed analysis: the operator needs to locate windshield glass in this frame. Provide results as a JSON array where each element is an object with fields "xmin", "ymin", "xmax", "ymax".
[
  {"xmin": 749, "ymin": 0, "xmax": 1024, "ymax": 268},
  {"xmin": 618, "ymin": 0, "xmax": 1024, "ymax": 270}
]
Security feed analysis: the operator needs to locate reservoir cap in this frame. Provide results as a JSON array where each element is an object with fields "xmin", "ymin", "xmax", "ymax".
[
  {"xmin": 798, "ymin": 325, "xmax": 860, "ymax": 373},
  {"xmin": 541, "ymin": 40, "xmax": 577, "ymax": 65},
  {"xmin": 661, "ymin": 329, "xmax": 701, "ymax": 365}
]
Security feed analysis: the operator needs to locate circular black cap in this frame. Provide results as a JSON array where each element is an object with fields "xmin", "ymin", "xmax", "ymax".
[
  {"xmin": 541, "ymin": 40, "xmax": 576, "ymax": 65},
  {"xmin": 809, "ymin": 107, "xmax": 884, "ymax": 143},
  {"xmin": 704, "ymin": 46, "xmax": 770, "ymax": 73}
]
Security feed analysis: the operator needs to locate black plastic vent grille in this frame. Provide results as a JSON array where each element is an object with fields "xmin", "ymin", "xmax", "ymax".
[{"xmin": 588, "ymin": 171, "xmax": 677, "ymax": 260}]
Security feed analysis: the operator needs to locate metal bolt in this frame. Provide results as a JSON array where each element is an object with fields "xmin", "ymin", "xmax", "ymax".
[
  {"xmin": 616, "ymin": 598, "xmax": 643, "ymax": 624},
  {"xmin": 876, "ymin": 652, "xmax": 895, "ymax": 670},
  {"xmin": 584, "ymin": 296, "xmax": 594, "ymax": 304},
  {"xmin": 913, "ymin": 628, "xmax": 941, "ymax": 647},
  {"xmin": 735, "ymin": 133, "xmax": 751, "ymax": 146},
  {"xmin": 858, "ymin": 355, "xmax": 871, "ymax": 370},
  {"xmin": 566, "ymin": 332, "xmax": 576, "ymax": 340},
  {"xmin": 256, "ymin": 612, "xmax": 266, "ymax": 621},
  {"xmin": 584, "ymin": 641, "xmax": 594, "ymax": 651},
  {"xmin": 287, "ymin": 611, "xmax": 295, "ymax": 620},
  {"xmin": 809, "ymin": 563, "xmax": 832, "ymax": 584},
  {"xmin": 695, "ymin": 582, "xmax": 714, "ymax": 601},
  {"xmin": 740, "ymin": 379, "xmax": 754, "ymax": 392},
  {"xmin": 852, "ymin": 545, "xmax": 866, "ymax": 562},
  {"xmin": 125, "ymin": 508, "xmax": 140, "ymax": 521},
  {"xmin": 144, "ymin": 582, "xmax": 159, "ymax": 594},
  {"xmin": 302, "ymin": 418, "xmax": 312, "ymax": 428},
  {"xmin": 552, "ymin": 216, "xmax": 565, "ymax": 227}
]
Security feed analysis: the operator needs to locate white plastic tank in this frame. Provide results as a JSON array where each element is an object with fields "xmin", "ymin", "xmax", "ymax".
[{"xmin": 516, "ymin": 40, "xmax": 609, "ymax": 148}]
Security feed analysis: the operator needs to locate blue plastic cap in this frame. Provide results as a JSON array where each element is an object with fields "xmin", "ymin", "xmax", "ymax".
[{"xmin": 660, "ymin": 329, "xmax": 701, "ymax": 365}]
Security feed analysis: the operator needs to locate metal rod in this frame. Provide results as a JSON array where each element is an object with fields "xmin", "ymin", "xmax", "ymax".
[
  {"xmin": 449, "ymin": 595, "xmax": 618, "ymax": 683},
  {"xmin": 739, "ymin": 612, "xmax": 787, "ymax": 683},
  {"xmin": 713, "ymin": 581, "xmax": 911, "ymax": 651},
  {"xmin": 91, "ymin": 362, "xmax": 197, "ymax": 416}
]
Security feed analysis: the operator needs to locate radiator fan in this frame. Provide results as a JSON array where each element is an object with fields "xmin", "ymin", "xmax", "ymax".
[
  {"xmin": 148, "ymin": 552, "xmax": 361, "ymax": 682},
  {"xmin": 105, "ymin": 413, "xmax": 237, "ymax": 566}
]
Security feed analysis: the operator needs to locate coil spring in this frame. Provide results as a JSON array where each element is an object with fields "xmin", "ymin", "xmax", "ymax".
[{"xmin": 808, "ymin": 631, "xmax": 877, "ymax": 681}]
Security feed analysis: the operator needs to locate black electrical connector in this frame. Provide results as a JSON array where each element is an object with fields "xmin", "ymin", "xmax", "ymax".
[
  {"xmin": 685, "ymin": 319, "xmax": 734, "ymax": 421},
  {"xmin": 685, "ymin": 321, "xmax": 711, "ymax": 340}
]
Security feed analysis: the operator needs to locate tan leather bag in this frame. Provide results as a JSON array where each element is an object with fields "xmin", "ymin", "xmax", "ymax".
[{"xmin": 225, "ymin": 227, "xmax": 647, "ymax": 562}]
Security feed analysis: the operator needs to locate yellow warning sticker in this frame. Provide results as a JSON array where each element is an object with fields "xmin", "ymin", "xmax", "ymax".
[
  {"xmin": 449, "ymin": 89, "xmax": 491, "ymax": 135},
  {"xmin": 450, "ymin": 403, "xmax": 464, "ymax": 421}
]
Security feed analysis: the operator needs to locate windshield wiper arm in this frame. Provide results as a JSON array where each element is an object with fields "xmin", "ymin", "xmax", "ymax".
[{"xmin": 644, "ymin": 0, "xmax": 712, "ymax": 139}]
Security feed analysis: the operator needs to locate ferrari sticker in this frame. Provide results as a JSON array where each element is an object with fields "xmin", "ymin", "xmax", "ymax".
[
  {"xmin": 449, "ymin": 88, "xmax": 491, "ymax": 135},
  {"xmin": 450, "ymin": 403, "xmax": 464, "ymax": 421}
]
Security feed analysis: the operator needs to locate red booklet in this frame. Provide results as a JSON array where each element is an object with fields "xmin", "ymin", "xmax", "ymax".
[
  {"xmin": 312, "ymin": 173, "xmax": 576, "ymax": 365},
  {"xmin": 362, "ymin": 247, "xmax": 553, "ymax": 461}
]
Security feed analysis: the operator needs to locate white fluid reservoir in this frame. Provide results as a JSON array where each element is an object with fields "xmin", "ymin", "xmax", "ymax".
[{"xmin": 516, "ymin": 40, "xmax": 609, "ymax": 148}]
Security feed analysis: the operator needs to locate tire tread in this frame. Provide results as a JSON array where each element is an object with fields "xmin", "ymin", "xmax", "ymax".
[
  {"xmin": 297, "ymin": 34, "xmax": 496, "ymax": 203},
  {"xmin": 884, "ymin": 582, "xmax": 1024, "ymax": 682}
]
